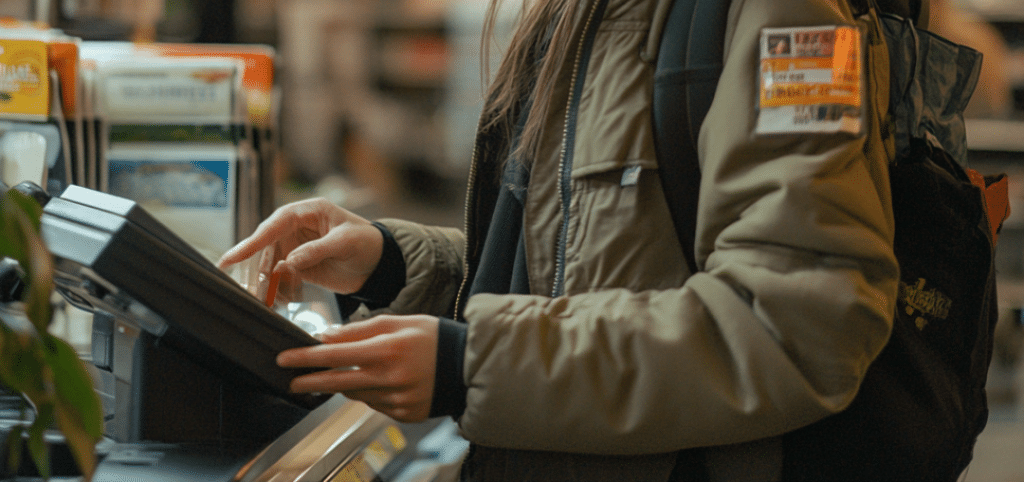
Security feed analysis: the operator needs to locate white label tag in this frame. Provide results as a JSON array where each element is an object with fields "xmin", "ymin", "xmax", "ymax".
[
  {"xmin": 620, "ymin": 165, "xmax": 642, "ymax": 187},
  {"xmin": 755, "ymin": 25, "xmax": 864, "ymax": 135}
]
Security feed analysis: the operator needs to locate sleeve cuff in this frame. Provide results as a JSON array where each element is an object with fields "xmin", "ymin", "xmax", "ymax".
[
  {"xmin": 336, "ymin": 221, "xmax": 407, "ymax": 318},
  {"xmin": 429, "ymin": 317, "xmax": 468, "ymax": 419}
]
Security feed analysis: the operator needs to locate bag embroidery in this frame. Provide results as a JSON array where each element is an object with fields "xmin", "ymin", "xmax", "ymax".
[{"xmin": 898, "ymin": 278, "xmax": 952, "ymax": 329}]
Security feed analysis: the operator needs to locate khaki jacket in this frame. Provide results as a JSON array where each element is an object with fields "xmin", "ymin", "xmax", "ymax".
[{"xmin": 379, "ymin": 0, "xmax": 899, "ymax": 475}]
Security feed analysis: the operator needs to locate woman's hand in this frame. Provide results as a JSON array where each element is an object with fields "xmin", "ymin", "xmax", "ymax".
[
  {"xmin": 217, "ymin": 197, "xmax": 384, "ymax": 297},
  {"xmin": 277, "ymin": 315, "xmax": 439, "ymax": 423}
]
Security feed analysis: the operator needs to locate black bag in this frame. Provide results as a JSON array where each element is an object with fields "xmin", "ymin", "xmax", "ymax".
[{"xmin": 653, "ymin": 0, "xmax": 1009, "ymax": 479}]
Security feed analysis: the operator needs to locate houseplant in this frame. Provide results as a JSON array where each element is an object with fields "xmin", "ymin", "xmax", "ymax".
[{"xmin": 0, "ymin": 187, "xmax": 103, "ymax": 480}]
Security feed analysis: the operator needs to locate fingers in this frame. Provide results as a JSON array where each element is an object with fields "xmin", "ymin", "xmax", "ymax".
[
  {"xmin": 278, "ymin": 317, "xmax": 410, "ymax": 364},
  {"xmin": 218, "ymin": 211, "xmax": 290, "ymax": 269},
  {"xmin": 288, "ymin": 368, "xmax": 424, "ymax": 396},
  {"xmin": 315, "ymin": 317, "xmax": 395, "ymax": 343},
  {"xmin": 218, "ymin": 197, "xmax": 344, "ymax": 269},
  {"xmin": 278, "ymin": 315, "xmax": 439, "ymax": 423},
  {"xmin": 279, "ymin": 223, "xmax": 383, "ymax": 294},
  {"xmin": 284, "ymin": 228, "xmax": 355, "ymax": 271},
  {"xmin": 289, "ymin": 366, "xmax": 375, "ymax": 392},
  {"xmin": 288, "ymin": 370, "xmax": 429, "ymax": 422},
  {"xmin": 217, "ymin": 234, "xmax": 271, "ymax": 270},
  {"xmin": 278, "ymin": 337, "xmax": 391, "ymax": 369}
]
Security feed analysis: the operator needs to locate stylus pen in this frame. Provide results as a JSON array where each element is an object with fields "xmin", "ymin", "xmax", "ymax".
[{"xmin": 265, "ymin": 270, "xmax": 281, "ymax": 308}]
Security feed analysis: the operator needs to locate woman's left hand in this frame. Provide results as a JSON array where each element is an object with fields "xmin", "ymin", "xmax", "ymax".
[{"xmin": 277, "ymin": 315, "xmax": 439, "ymax": 422}]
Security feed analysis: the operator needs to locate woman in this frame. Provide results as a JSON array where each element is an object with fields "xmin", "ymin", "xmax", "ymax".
[{"xmin": 220, "ymin": 0, "xmax": 905, "ymax": 479}]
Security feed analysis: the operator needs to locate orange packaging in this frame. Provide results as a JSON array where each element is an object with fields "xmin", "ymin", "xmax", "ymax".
[{"xmin": 48, "ymin": 40, "xmax": 78, "ymax": 118}]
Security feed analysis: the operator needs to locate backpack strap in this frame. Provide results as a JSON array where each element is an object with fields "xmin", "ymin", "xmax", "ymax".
[{"xmin": 652, "ymin": 0, "xmax": 731, "ymax": 274}]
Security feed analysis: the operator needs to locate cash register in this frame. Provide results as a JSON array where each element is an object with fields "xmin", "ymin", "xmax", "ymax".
[{"xmin": 4, "ymin": 184, "xmax": 467, "ymax": 481}]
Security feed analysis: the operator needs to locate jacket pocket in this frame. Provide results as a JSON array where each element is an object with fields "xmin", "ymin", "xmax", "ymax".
[
  {"xmin": 561, "ymin": 20, "xmax": 689, "ymax": 294},
  {"xmin": 563, "ymin": 160, "xmax": 689, "ymax": 294}
]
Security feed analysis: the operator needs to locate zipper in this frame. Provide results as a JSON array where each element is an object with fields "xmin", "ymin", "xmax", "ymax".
[
  {"xmin": 552, "ymin": 0, "xmax": 610, "ymax": 297},
  {"xmin": 455, "ymin": 0, "xmax": 610, "ymax": 313},
  {"xmin": 453, "ymin": 136, "xmax": 481, "ymax": 320}
]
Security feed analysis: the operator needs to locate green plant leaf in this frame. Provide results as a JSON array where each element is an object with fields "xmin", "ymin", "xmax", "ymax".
[
  {"xmin": 2, "ymin": 189, "xmax": 42, "ymax": 232},
  {"xmin": 2, "ymin": 189, "xmax": 100, "ymax": 481},
  {"xmin": 0, "ymin": 190, "xmax": 41, "ymax": 263},
  {"xmin": 27, "ymin": 403, "xmax": 54, "ymax": 480},
  {"xmin": 45, "ymin": 335, "xmax": 101, "ymax": 479},
  {"xmin": 0, "ymin": 314, "xmax": 42, "ymax": 399},
  {"xmin": 44, "ymin": 336, "xmax": 102, "ymax": 438},
  {"xmin": 0, "ymin": 311, "xmax": 52, "ymax": 479},
  {"xmin": 4, "ymin": 423, "xmax": 23, "ymax": 475},
  {"xmin": 0, "ymin": 197, "xmax": 27, "ymax": 263},
  {"xmin": 19, "ymin": 217, "xmax": 53, "ymax": 334},
  {"xmin": 53, "ymin": 403, "xmax": 98, "ymax": 480},
  {"xmin": 2, "ymin": 191, "xmax": 53, "ymax": 334},
  {"xmin": 3, "ymin": 340, "xmax": 48, "ymax": 400}
]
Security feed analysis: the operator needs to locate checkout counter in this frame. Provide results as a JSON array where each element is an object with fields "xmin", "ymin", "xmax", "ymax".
[{"xmin": 1, "ymin": 184, "xmax": 467, "ymax": 481}]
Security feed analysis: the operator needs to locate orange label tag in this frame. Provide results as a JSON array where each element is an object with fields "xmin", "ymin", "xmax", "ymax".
[
  {"xmin": 757, "ymin": 25, "xmax": 863, "ymax": 135},
  {"xmin": 0, "ymin": 39, "xmax": 50, "ymax": 121}
]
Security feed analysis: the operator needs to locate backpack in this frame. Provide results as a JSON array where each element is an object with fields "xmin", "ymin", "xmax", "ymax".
[{"xmin": 652, "ymin": 0, "xmax": 1010, "ymax": 479}]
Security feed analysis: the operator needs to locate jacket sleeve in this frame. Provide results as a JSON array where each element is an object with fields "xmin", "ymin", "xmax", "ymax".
[
  {"xmin": 370, "ymin": 218, "xmax": 466, "ymax": 317},
  {"xmin": 457, "ymin": 0, "xmax": 899, "ymax": 455}
]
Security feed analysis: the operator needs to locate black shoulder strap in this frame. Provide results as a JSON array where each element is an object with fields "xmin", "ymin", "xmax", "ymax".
[{"xmin": 652, "ymin": 0, "xmax": 730, "ymax": 274}]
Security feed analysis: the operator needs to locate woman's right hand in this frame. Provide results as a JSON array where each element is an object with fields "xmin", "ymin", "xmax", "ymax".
[{"xmin": 217, "ymin": 197, "xmax": 384, "ymax": 297}]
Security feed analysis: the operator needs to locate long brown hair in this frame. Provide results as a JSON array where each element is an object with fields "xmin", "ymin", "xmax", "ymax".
[{"xmin": 481, "ymin": 0, "xmax": 585, "ymax": 165}]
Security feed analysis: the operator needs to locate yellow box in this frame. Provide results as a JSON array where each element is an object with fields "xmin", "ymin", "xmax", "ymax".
[{"xmin": 0, "ymin": 39, "xmax": 50, "ymax": 121}]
